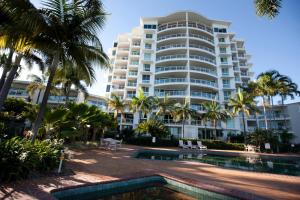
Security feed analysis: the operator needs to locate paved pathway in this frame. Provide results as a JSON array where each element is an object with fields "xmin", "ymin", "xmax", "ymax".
[{"xmin": 1, "ymin": 145, "xmax": 300, "ymax": 200}]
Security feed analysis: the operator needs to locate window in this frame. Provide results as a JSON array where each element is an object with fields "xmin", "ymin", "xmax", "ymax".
[
  {"xmin": 131, "ymin": 50, "xmax": 139, "ymax": 55},
  {"xmin": 108, "ymin": 76, "xmax": 112, "ymax": 82},
  {"xmin": 130, "ymin": 60, "xmax": 139, "ymax": 65},
  {"xmin": 219, "ymin": 47, "xmax": 226, "ymax": 53},
  {"xmin": 224, "ymin": 91, "xmax": 231, "ymax": 100},
  {"xmin": 127, "ymin": 81, "xmax": 137, "ymax": 87},
  {"xmin": 144, "ymin": 53, "xmax": 151, "ymax": 61},
  {"xmin": 106, "ymin": 85, "xmax": 110, "ymax": 92},
  {"xmin": 127, "ymin": 91, "xmax": 136, "ymax": 98},
  {"xmin": 144, "ymin": 64, "xmax": 151, "ymax": 71},
  {"xmin": 112, "ymin": 50, "xmax": 116, "ymax": 56},
  {"xmin": 145, "ymin": 43, "xmax": 152, "ymax": 49},
  {"xmin": 222, "ymin": 68, "xmax": 229, "ymax": 76},
  {"xmin": 214, "ymin": 28, "xmax": 227, "ymax": 33},
  {"xmin": 146, "ymin": 34, "xmax": 153, "ymax": 39},
  {"xmin": 216, "ymin": 130, "xmax": 223, "ymax": 137},
  {"xmin": 218, "ymin": 38, "xmax": 225, "ymax": 43},
  {"xmin": 144, "ymin": 24, "xmax": 157, "ymax": 29},
  {"xmin": 220, "ymin": 57, "xmax": 228, "ymax": 64},
  {"xmin": 142, "ymin": 75, "xmax": 150, "ymax": 83},
  {"xmin": 113, "ymin": 42, "xmax": 118, "ymax": 47},
  {"xmin": 223, "ymin": 79, "xmax": 230, "ymax": 88},
  {"xmin": 142, "ymin": 87, "xmax": 149, "ymax": 96}
]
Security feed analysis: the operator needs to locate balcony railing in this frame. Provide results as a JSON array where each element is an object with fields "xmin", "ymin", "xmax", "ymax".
[
  {"xmin": 191, "ymin": 91, "xmax": 217, "ymax": 100},
  {"xmin": 157, "ymin": 44, "xmax": 186, "ymax": 51},
  {"xmin": 155, "ymin": 90, "xmax": 186, "ymax": 97},
  {"xmin": 155, "ymin": 78, "xmax": 186, "ymax": 84},
  {"xmin": 8, "ymin": 89, "xmax": 28, "ymax": 97},
  {"xmin": 128, "ymin": 71, "xmax": 138, "ymax": 76},
  {"xmin": 189, "ymin": 33, "xmax": 214, "ymax": 44},
  {"xmin": 127, "ymin": 82, "xmax": 137, "ymax": 87},
  {"xmin": 156, "ymin": 66, "xmax": 186, "ymax": 72},
  {"xmin": 156, "ymin": 54, "xmax": 187, "ymax": 61},
  {"xmin": 189, "ymin": 44, "xmax": 214, "ymax": 53},
  {"xmin": 190, "ymin": 78, "xmax": 217, "ymax": 87},
  {"xmin": 190, "ymin": 104, "xmax": 205, "ymax": 111},
  {"xmin": 189, "ymin": 55, "xmax": 216, "ymax": 65},
  {"xmin": 189, "ymin": 66, "xmax": 217, "ymax": 75},
  {"xmin": 158, "ymin": 22, "xmax": 187, "ymax": 31},
  {"xmin": 157, "ymin": 33, "xmax": 186, "ymax": 41}
]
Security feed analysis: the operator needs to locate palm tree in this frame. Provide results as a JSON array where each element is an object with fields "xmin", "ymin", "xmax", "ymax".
[
  {"xmin": 229, "ymin": 89, "xmax": 258, "ymax": 136},
  {"xmin": 255, "ymin": 0, "xmax": 282, "ymax": 19},
  {"xmin": 108, "ymin": 93, "xmax": 126, "ymax": 130},
  {"xmin": 135, "ymin": 118, "xmax": 170, "ymax": 138},
  {"xmin": 153, "ymin": 95, "xmax": 171, "ymax": 117},
  {"xmin": 54, "ymin": 60, "xmax": 94, "ymax": 104},
  {"xmin": 26, "ymin": 74, "xmax": 48, "ymax": 104},
  {"xmin": 0, "ymin": 0, "xmax": 44, "ymax": 109},
  {"xmin": 171, "ymin": 99, "xmax": 196, "ymax": 138},
  {"xmin": 203, "ymin": 100, "xmax": 231, "ymax": 139},
  {"xmin": 0, "ymin": 50, "xmax": 13, "ymax": 91},
  {"xmin": 131, "ymin": 87, "xmax": 154, "ymax": 121},
  {"xmin": 27, "ymin": 0, "xmax": 109, "ymax": 142}
]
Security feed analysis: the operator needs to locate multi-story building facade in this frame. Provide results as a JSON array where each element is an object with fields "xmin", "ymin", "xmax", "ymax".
[
  {"xmin": 246, "ymin": 102, "xmax": 300, "ymax": 144},
  {"xmin": 106, "ymin": 11, "xmax": 253, "ymax": 140},
  {"xmin": 8, "ymin": 80, "xmax": 107, "ymax": 109}
]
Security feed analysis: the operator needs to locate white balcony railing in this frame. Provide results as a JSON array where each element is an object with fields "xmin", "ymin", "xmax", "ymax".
[
  {"xmin": 157, "ymin": 33, "xmax": 186, "ymax": 41},
  {"xmin": 155, "ymin": 66, "xmax": 186, "ymax": 72},
  {"xmin": 189, "ymin": 66, "xmax": 217, "ymax": 76},
  {"xmin": 189, "ymin": 33, "xmax": 214, "ymax": 44},
  {"xmin": 190, "ymin": 78, "xmax": 218, "ymax": 88},
  {"xmin": 189, "ymin": 44, "xmax": 215, "ymax": 54},
  {"xmin": 155, "ymin": 78, "xmax": 186, "ymax": 84},
  {"xmin": 189, "ymin": 55, "xmax": 216, "ymax": 65},
  {"xmin": 155, "ymin": 90, "xmax": 186, "ymax": 97},
  {"xmin": 157, "ymin": 44, "xmax": 186, "ymax": 51},
  {"xmin": 191, "ymin": 91, "xmax": 217, "ymax": 100},
  {"xmin": 156, "ymin": 54, "xmax": 187, "ymax": 61}
]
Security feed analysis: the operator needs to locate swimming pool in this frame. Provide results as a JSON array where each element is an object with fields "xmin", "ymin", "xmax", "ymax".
[
  {"xmin": 135, "ymin": 150, "xmax": 300, "ymax": 176},
  {"xmin": 52, "ymin": 175, "xmax": 237, "ymax": 200}
]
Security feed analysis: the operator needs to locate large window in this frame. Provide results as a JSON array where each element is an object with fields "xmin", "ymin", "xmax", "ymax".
[
  {"xmin": 146, "ymin": 34, "xmax": 153, "ymax": 39},
  {"xmin": 219, "ymin": 47, "xmax": 226, "ymax": 53},
  {"xmin": 223, "ymin": 91, "xmax": 231, "ymax": 100},
  {"xmin": 144, "ymin": 53, "xmax": 151, "ymax": 61},
  {"xmin": 222, "ymin": 68, "xmax": 229, "ymax": 76},
  {"xmin": 113, "ymin": 42, "xmax": 118, "ymax": 47},
  {"xmin": 144, "ymin": 24, "xmax": 157, "ymax": 29},
  {"xmin": 223, "ymin": 79, "xmax": 230, "ymax": 88},
  {"xmin": 142, "ymin": 75, "xmax": 150, "ymax": 83},
  {"xmin": 144, "ymin": 64, "xmax": 151, "ymax": 71},
  {"xmin": 220, "ymin": 57, "xmax": 228, "ymax": 64},
  {"xmin": 218, "ymin": 38, "xmax": 225, "ymax": 43},
  {"xmin": 145, "ymin": 43, "xmax": 152, "ymax": 49}
]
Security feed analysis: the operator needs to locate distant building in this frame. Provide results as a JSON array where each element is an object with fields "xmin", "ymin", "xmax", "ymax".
[
  {"xmin": 106, "ymin": 11, "xmax": 253, "ymax": 139},
  {"xmin": 246, "ymin": 102, "xmax": 300, "ymax": 144},
  {"xmin": 8, "ymin": 80, "xmax": 107, "ymax": 110}
]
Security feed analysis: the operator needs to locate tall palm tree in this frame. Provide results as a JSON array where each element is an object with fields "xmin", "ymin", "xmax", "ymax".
[
  {"xmin": 0, "ymin": 0, "xmax": 44, "ymax": 109},
  {"xmin": 255, "ymin": 0, "xmax": 282, "ymax": 19},
  {"xmin": 171, "ymin": 99, "xmax": 196, "ymax": 138},
  {"xmin": 131, "ymin": 87, "xmax": 154, "ymax": 121},
  {"xmin": 153, "ymin": 95, "xmax": 171, "ymax": 117},
  {"xmin": 108, "ymin": 93, "xmax": 126, "ymax": 130},
  {"xmin": 203, "ymin": 100, "xmax": 231, "ymax": 139},
  {"xmin": 0, "ymin": 50, "xmax": 13, "ymax": 91},
  {"xmin": 229, "ymin": 89, "xmax": 258, "ymax": 135},
  {"xmin": 27, "ymin": 0, "xmax": 109, "ymax": 142}
]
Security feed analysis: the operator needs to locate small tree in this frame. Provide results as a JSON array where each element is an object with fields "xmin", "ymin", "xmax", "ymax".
[{"xmin": 135, "ymin": 118, "xmax": 169, "ymax": 138}]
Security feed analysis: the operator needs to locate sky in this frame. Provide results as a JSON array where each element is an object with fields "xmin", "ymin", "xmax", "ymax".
[{"xmin": 26, "ymin": 0, "xmax": 300, "ymax": 103}]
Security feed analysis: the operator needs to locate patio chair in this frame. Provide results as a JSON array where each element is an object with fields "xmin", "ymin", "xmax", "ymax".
[
  {"xmin": 197, "ymin": 141, "xmax": 207, "ymax": 150},
  {"xmin": 116, "ymin": 139, "xmax": 123, "ymax": 148},
  {"xmin": 100, "ymin": 138, "xmax": 108, "ymax": 148},
  {"xmin": 108, "ymin": 140, "xmax": 117, "ymax": 151},
  {"xmin": 179, "ymin": 140, "xmax": 188, "ymax": 149},
  {"xmin": 187, "ymin": 141, "xmax": 197, "ymax": 149}
]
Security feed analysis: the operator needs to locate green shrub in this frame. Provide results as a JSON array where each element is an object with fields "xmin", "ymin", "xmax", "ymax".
[{"xmin": 0, "ymin": 137, "xmax": 63, "ymax": 182}]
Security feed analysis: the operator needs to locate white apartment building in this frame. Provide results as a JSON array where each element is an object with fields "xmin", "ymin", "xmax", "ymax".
[{"xmin": 106, "ymin": 11, "xmax": 253, "ymax": 140}]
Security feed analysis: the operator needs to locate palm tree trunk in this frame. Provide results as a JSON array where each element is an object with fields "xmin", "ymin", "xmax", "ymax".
[
  {"xmin": 182, "ymin": 120, "xmax": 185, "ymax": 138},
  {"xmin": 281, "ymin": 95, "xmax": 288, "ymax": 129},
  {"xmin": 262, "ymin": 97, "xmax": 268, "ymax": 129},
  {"xmin": 31, "ymin": 55, "xmax": 59, "ymax": 143},
  {"xmin": 0, "ymin": 55, "xmax": 22, "ymax": 109},
  {"xmin": 214, "ymin": 120, "xmax": 217, "ymax": 140},
  {"xmin": 0, "ymin": 50, "xmax": 14, "ymax": 91},
  {"xmin": 36, "ymin": 89, "xmax": 41, "ymax": 104},
  {"xmin": 242, "ymin": 111, "xmax": 246, "ymax": 135}
]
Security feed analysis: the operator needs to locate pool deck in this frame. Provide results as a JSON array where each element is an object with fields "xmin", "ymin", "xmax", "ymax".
[{"xmin": 1, "ymin": 145, "xmax": 300, "ymax": 200}]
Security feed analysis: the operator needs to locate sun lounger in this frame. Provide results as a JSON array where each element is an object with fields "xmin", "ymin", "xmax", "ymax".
[
  {"xmin": 179, "ymin": 140, "xmax": 188, "ymax": 149},
  {"xmin": 197, "ymin": 141, "xmax": 207, "ymax": 150},
  {"xmin": 187, "ymin": 141, "xmax": 197, "ymax": 149}
]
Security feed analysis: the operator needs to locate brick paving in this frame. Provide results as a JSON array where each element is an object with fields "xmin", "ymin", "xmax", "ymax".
[{"xmin": 1, "ymin": 145, "xmax": 300, "ymax": 200}]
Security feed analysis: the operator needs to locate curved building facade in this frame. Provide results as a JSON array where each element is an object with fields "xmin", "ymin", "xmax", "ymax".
[{"xmin": 106, "ymin": 11, "xmax": 253, "ymax": 140}]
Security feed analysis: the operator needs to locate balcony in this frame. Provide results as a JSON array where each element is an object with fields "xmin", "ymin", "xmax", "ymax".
[
  {"xmin": 189, "ymin": 33, "xmax": 214, "ymax": 44},
  {"xmin": 188, "ymin": 22, "xmax": 213, "ymax": 34},
  {"xmin": 156, "ymin": 54, "xmax": 187, "ymax": 62},
  {"xmin": 157, "ymin": 33, "xmax": 186, "ymax": 41},
  {"xmin": 157, "ymin": 44, "xmax": 186, "ymax": 51},
  {"xmin": 191, "ymin": 91, "xmax": 217, "ymax": 100},
  {"xmin": 158, "ymin": 22, "xmax": 187, "ymax": 32},
  {"xmin": 128, "ymin": 71, "xmax": 138, "ymax": 76},
  {"xmin": 8, "ymin": 89, "xmax": 28, "ymax": 97},
  {"xmin": 189, "ymin": 44, "xmax": 215, "ymax": 54},
  {"xmin": 190, "ymin": 78, "xmax": 218, "ymax": 88},
  {"xmin": 155, "ymin": 66, "xmax": 186, "ymax": 73},
  {"xmin": 127, "ymin": 82, "xmax": 137, "ymax": 87},
  {"xmin": 155, "ymin": 78, "xmax": 186, "ymax": 85},
  {"xmin": 189, "ymin": 55, "xmax": 216, "ymax": 65},
  {"xmin": 189, "ymin": 66, "xmax": 217, "ymax": 76},
  {"xmin": 190, "ymin": 104, "xmax": 205, "ymax": 112},
  {"xmin": 155, "ymin": 90, "xmax": 186, "ymax": 97}
]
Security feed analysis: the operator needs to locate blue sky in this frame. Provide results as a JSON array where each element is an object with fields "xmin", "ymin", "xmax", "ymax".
[{"xmin": 30, "ymin": 0, "xmax": 300, "ymax": 102}]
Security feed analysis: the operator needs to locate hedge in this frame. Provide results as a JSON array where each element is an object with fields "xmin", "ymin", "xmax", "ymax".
[{"xmin": 125, "ymin": 136, "xmax": 245, "ymax": 151}]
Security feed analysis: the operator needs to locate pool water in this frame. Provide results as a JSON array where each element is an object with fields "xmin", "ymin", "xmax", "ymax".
[
  {"xmin": 135, "ymin": 150, "xmax": 300, "ymax": 176},
  {"xmin": 52, "ymin": 176, "xmax": 237, "ymax": 200}
]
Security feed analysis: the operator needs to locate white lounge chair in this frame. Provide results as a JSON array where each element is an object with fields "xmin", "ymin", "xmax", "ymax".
[
  {"xmin": 116, "ymin": 139, "xmax": 122, "ymax": 148},
  {"xmin": 197, "ymin": 141, "xmax": 207, "ymax": 150},
  {"xmin": 179, "ymin": 140, "xmax": 188, "ymax": 149},
  {"xmin": 108, "ymin": 140, "xmax": 117, "ymax": 151},
  {"xmin": 187, "ymin": 141, "xmax": 197, "ymax": 149}
]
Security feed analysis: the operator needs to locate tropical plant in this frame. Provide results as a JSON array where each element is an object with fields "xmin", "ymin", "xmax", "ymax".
[
  {"xmin": 131, "ymin": 87, "xmax": 154, "ymax": 120},
  {"xmin": 229, "ymin": 89, "xmax": 258, "ymax": 135},
  {"xmin": 203, "ymin": 100, "xmax": 231, "ymax": 139},
  {"xmin": 255, "ymin": 0, "xmax": 282, "ymax": 19},
  {"xmin": 153, "ymin": 95, "xmax": 171, "ymax": 117},
  {"xmin": 135, "ymin": 118, "xmax": 170, "ymax": 138},
  {"xmin": 26, "ymin": 0, "xmax": 109, "ymax": 142},
  {"xmin": 279, "ymin": 130, "xmax": 294, "ymax": 145},
  {"xmin": 171, "ymin": 99, "xmax": 196, "ymax": 138},
  {"xmin": 247, "ymin": 129, "xmax": 279, "ymax": 151},
  {"xmin": 108, "ymin": 93, "xmax": 126, "ymax": 130},
  {"xmin": 0, "ymin": 51, "xmax": 13, "ymax": 91}
]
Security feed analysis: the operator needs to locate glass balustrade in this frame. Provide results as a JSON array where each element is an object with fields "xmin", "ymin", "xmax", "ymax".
[
  {"xmin": 189, "ymin": 55, "xmax": 216, "ymax": 64},
  {"xmin": 191, "ymin": 91, "xmax": 216, "ymax": 99},
  {"xmin": 190, "ymin": 78, "xmax": 217, "ymax": 87},
  {"xmin": 189, "ymin": 66, "xmax": 217, "ymax": 75},
  {"xmin": 155, "ymin": 66, "xmax": 186, "ymax": 72},
  {"xmin": 157, "ymin": 33, "xmax": 186, "ymax": 41},
  {"xmin": 189, "ymin": 44, "xmax": 214, "ymax": 53},
  {"xmin": 156, "ymin": 54, "xmax": 187, "ymax": 61},
  {"xmin": 155, "ymin": 78, "xmax": 186, "ymax": 84},
  {"xmin": 157, "ymin": 44, "xmax": 186, "ymax": 51}
]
